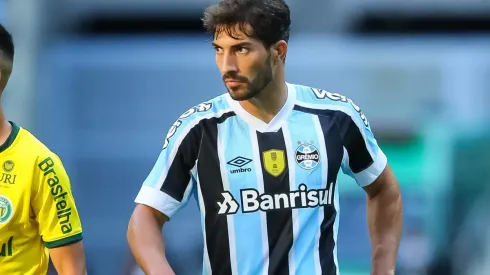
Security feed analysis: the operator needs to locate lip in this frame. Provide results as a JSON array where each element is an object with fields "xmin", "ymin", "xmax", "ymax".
[{"xmin": 225, "ymin": 80, "xmax": 244, "ymax": 88}]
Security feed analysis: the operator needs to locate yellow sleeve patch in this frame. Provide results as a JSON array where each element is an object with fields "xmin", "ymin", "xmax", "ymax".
[{"xmin": 32, "ymin": 154, "xmax": 84, "ymax": 244}]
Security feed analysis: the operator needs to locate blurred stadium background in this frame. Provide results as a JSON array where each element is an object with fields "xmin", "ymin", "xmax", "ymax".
[{"xmin": 2, "ymin": 0, "xmax": 490, "ymax": 274}]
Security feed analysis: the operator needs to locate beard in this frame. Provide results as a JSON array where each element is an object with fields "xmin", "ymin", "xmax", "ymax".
[{"xmin": 223, "ymin": 56, "xmax": 273, "ymax": 101}]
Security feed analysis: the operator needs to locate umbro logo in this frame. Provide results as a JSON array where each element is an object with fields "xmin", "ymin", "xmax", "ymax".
[
  {"xmin": 227, "ymin": 156, "xmax": 252, "ymax": 174},
  {"xmin": 227, "ymin": 157, "xmax": 252, "ymax": 167}
]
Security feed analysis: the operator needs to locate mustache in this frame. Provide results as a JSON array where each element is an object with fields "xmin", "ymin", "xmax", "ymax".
[{"xmin": 223, "ymin": 72, "xmax": 249, "ymax": 83}]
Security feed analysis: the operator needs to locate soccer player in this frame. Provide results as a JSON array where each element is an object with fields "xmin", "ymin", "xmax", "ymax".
[
  {"xmin": 0, "ymin": 24, "xmax": 87, "ymax": 274},
  {"xmin": 127, "ymin": 0, "xmax": 403, "ymax": 274}
]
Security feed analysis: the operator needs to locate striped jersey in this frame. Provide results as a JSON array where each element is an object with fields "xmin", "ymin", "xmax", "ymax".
[{"xmin": 135, "ymin": 82, "xmax": 387, "ymax": 275}]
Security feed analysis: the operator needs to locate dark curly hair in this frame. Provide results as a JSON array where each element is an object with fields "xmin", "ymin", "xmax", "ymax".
[
  {"xmin": 202, "ymin": 0, "xmax": 291, "ymax": 48},
  {"xmin": 0, "ymin": 24, "xmax": 13, "ymax": 63}
]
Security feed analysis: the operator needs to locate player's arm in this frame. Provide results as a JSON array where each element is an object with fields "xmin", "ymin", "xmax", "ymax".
[
  {"xmin": 127, "ymin": 116, "xmax": 202, "ymax": 275},
  {"xmin": 32, "ymin": 154, "xmax": 87, "ymax": 275},
  {"xmin": 49, "ymin": 241, "xmax": 87, "ymax": 275},
  {"xmin": 337, "ymin": 99, "xmax": 402, "ymax": 275},
  {"xmin": 128, "ymin": 204, "xmax": 172, "ymax": 275},
  {"xmin": 363, "ymin": 164, "xmax": 402, "ymax": 275}
]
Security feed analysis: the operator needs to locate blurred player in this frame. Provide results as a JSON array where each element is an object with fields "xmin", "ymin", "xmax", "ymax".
[
  {"xmin": 0, "ymin": 24, "xmax": 87, "ymax": 274},
  {"xmin": 127, "ymin": 0, "xmax": 403, "ymax": 274}
]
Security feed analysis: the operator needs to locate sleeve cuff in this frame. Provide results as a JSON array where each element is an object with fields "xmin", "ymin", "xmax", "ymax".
[
  {"xmin": 45, "ymin": 232, "xmax": 83, "ymax": 248},
  {"xmin": 134, "ymin": 185, "xmax": 181, "ymax": 218},
  {"xmin": 353, "ymin": 149, "xmax": 388, "ymax": 187}
]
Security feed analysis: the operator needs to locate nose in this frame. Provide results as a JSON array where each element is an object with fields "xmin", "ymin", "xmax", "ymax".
[{"xmin": 220, "ymin": 52, "xmax": 238, "ymax": 74}]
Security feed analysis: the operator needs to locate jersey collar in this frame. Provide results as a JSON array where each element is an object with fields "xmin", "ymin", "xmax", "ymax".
[
  {"xmin": 226, "ymin": 82, "xmax": 296, "ymax": 133},
  {"xmin": 0, "ymin": 121, "xmax": 20, "ymax": 154}
]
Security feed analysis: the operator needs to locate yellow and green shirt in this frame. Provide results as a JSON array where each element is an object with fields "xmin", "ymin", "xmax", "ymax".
[{"xmin": 0, "ymin": 122, "xmax": 83, "ymax": 274}]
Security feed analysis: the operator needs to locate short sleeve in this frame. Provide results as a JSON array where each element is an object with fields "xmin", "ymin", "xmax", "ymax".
[
  {"xmin": 32, "ymin": 154, "xmax": 83, "ymax": 248},
  {"xmin": 134, "ymin": 111, "xmax": 203, "ymax": 218},
  {"xmin": 337, "ymin": 99, "xmax": 388, "ymax": 187}
]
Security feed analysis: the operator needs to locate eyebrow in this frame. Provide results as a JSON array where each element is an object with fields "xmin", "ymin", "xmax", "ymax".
[{"xmin": 212, "ymin": 42, "xmax": 254, "ymax": 48}]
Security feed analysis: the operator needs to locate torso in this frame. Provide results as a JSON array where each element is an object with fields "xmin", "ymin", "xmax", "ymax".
[
  {"xmin": 192, "ymin": 84, "xmax": 344, "ymax": 275},
  {"xmin": 139, "ymin": 82, "xmax": 386, "ymax": 275},
  {"xmin": 1, "ymin": 124, "xmax": 52, "ymax": 275}
]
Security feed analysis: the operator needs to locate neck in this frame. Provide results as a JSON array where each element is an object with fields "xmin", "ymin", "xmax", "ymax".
[
  {"xmin": 0, "ymin": 107, "xmax": 11, "ymax": 147},
  {"xmin": 239, "ymin": 77, "xmax": 288, "ymax": 124}
]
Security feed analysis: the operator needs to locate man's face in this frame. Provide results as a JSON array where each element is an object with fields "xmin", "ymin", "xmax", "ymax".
[{"xmin": 212, "ymin": 25, "xmax": 274, "ymax": 101}]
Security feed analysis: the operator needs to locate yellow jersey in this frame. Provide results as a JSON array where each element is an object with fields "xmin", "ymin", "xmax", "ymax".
[{"xmin": 0, "ymin": 122, "xmax": 83, "ymax": 275}]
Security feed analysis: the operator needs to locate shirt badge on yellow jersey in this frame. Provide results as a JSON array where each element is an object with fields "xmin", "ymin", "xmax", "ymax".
[
  {"xmin": 2, "ymin": 160, "xmax": 14, "ymax": 172},
  {"xmin": 0, "ymin": 160, "xmax": 17, "ymax": 186},
  {"xmin": 0, "ymin": 195, "xmax": 13, "ymax": 224}
]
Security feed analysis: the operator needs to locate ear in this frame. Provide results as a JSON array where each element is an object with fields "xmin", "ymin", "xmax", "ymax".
[
  {"xmin": 271, "ymin": 40, "xmax": 287, "ymax": 63},
  {"xmin": 0, "ymin": 58, "xmax": 12, "ymax": 92}
]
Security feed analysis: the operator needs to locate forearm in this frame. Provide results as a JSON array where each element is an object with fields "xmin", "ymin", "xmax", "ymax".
[
  {"xmin": 367, "ymin": 182, "xmax": 403, "ymax": 275},
  {"xmin": 127, "ymin": 210, "xmax": 173, "ymax": 275}
]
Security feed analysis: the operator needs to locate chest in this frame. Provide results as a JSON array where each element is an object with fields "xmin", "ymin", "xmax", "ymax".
[
  {"xmin": 196, "ymin": 115, "xmax": 345, "ymax": 192},
  {"xmin": 0, "ymin": 157, "xmax": 35, "ymax": 229}
]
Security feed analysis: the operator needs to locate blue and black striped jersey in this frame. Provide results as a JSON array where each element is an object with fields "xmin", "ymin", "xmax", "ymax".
[{"xmin": 135, "ymin": 82, "xmax": 387, "ymax": 275}]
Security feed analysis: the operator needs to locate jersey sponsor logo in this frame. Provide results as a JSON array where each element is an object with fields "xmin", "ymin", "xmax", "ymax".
[
  {"xmin": 311, "ymin": 88, "xmax": 369, "ymax": 127},
  {"xmin": 217, "ymin": 191, "xmax": 239, "ymax": 214},
  {"xmin": 0, "ymin": 160, "xmax": 17, "ymax": 186},
  {"xmin": 262, "ymin": 149, "xmax": 285, "ymax": 177},
  {"xmin": 0, "ymin": 173, "xmax": 17, "ymax": 185},
  {"xmin": 0, "ymin": 236, "xmax": 13, "ymax": 257},
  {"xmin": 348, "ymin": 99, "xmax": 369, "ymax": 127},
  {"xmin": 295, "ymin": 142, "xmax": 320, "ymax": 170},
  {"xmin": 0, "ymin": 195, "xmax": 13, "ymax": 224},
  {"xmin": 311, "ymin": 88, "xmax": 348, "ymax": 102},
  {"xmin": 2, "ymin": 160, "xmax": 14, "ymax": 173},
  {"xmin": 163, "ymin": 103, "xmax": 213, "ymax": 149},
  {"xmin": 227, "ymin": 156, "xmax": 252, "ymax": 174},
  {"xmin": 38, "ymin": 157, "xmax": 74, "ymax": 234},
  {"xmin": 217, "ymin": 183, "xmax": 334, "ymax": 215}
]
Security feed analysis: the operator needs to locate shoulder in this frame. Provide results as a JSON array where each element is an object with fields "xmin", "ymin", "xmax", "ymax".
[
  {"xmin": 163, "ymin": 94, "xmax": 233, "ymax": 149},
  {"xmin": 292, "ymin": 83, "xmax": 359, "ymax": 112},
  {"xmin": 291, "ymin": 83, "xmax": 370, "ymax": 128},
  {"xmin": 16, "ymin": 126, "xmax": 62, "ymax": 165},
  {"xmin": 174, "ymin": 93, "xmax": 233, "ymax": 123}
]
